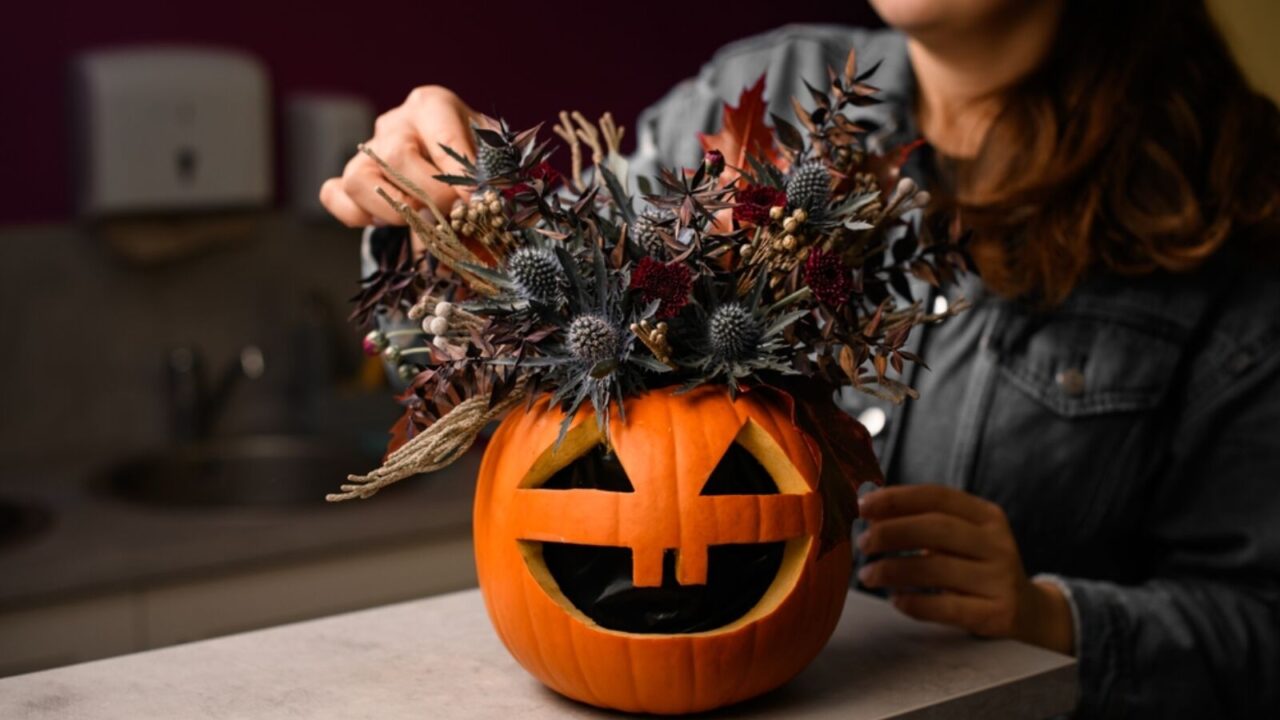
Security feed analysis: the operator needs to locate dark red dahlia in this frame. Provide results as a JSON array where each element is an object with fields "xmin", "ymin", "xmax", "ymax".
[
  {"xmin": 502, "ymin": 161, "xmax": 563, "ymax": 199},
  {"xmin": 804, "ymin": 249, "xmax": 854, "ymax": 307},
  {"xmin": 630, "ymin": 257, "xmax": 692, "ymax": 319},
  {"xmin": 528, "ymin": 161, "xmax": 562, "ymax": 186},
  {"xmin": 733, "ymin": 183, "xmax": 787, "ymax": 226}
]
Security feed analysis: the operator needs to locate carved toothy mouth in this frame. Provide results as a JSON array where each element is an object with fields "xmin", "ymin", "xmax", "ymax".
[{"xmin": 539, "ymin": 540, "xmax": 786, "ymax": 634}]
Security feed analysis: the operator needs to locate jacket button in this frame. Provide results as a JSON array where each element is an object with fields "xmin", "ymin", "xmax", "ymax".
[
  {"xmin": 1056, "ymin": 368, "xmax": 1086, "ymax": 396},
  {"xmin": 858, "ymin": 407, "xmax": 887, "ymax": 437}
]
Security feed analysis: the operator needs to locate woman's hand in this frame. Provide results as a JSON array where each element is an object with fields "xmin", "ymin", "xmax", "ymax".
[
  {"xmin": 319, "ymin": 85, "xmax": 477, "ymax": 228},
  {"xmin": 856, "ymin": 485, "xmax": 1075, "ymax": 655}
]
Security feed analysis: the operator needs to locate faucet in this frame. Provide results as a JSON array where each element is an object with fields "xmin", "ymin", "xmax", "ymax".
[{"xmin": 166, "ymin": 345, "xmax": 265, "ymax": 443}]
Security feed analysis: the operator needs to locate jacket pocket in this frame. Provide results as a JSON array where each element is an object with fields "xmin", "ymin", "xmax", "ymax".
[
  {"xmin": 993, "ymin": 312, "xmax": 1182, "ymax": 418},
  {"xmin": 977, "ymin": 312, "xmax": 1184, "ymax": 568}
]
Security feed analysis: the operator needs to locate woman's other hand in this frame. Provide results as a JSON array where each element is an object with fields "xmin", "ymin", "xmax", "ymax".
[
  {"xmin": 320, "ymin": 85, "xmax": 477, "ymax": 228},
  {"xmin": 857, "ymin": 485, "xmax": 1075, "ymax": 655}
]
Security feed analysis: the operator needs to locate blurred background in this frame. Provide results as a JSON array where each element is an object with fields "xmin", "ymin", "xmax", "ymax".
[{"xmin": 0, "ymin": 0, "xmax": 1273, "ymax": 677}]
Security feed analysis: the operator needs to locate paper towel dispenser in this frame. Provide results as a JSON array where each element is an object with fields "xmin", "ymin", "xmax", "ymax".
[{"xmin": 71, "ymin": 46, "xmax": 272, "ymax": 216}]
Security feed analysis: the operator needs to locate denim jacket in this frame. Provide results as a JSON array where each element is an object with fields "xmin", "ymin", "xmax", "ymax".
[{"xmin": 628, "ymin": 24, "xmax": 1280, "ymax": 718}]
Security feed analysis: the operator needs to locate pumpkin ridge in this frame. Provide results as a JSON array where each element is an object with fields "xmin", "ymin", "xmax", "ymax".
[
  {"xmin": 687, "ymin": 636, "xmax": 701, "ymax": 711},
  {"xmin": 564, "ymin": 612, "xmax": 603, "ymax": 707},
  {"xmin": 623, "ymin": 629, "xmax": 641, "ymax": 710},
  {"xmin": 513, "ymin": 546, "xmax": 551, "ymax": 689}
]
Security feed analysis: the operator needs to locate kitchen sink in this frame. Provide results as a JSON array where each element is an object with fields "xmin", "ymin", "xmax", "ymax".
[
  {"xmin": 0, "ymin": 497, "xmax": 54, "ymax": 550},
  {"xmin": 97, "ymin": 435, "xmax": 384, "ymax": 508}
]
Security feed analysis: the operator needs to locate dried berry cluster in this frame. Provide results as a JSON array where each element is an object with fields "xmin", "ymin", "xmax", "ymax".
[{"xmin": 355, "ymin": 49, "xmax": 970, "ymax": 446}]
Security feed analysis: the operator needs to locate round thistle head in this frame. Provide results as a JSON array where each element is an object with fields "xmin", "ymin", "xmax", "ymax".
[
  {"xmin": 477, "ymin": 142, "xmax": 520, "ymax": 180},
  {"xmin": 631, "ymin": 206, "xmax": 672, "ymax": 256},
  {"xmin": 708, "ymin": 302, "xmax": 762, "ymax": 363},
  {"xmin": 507, "ymin": 247, "xmax": 565, "ymax": 305},
  {"xmin": 785, "ymin": 160, "xmax": 832, "ymax": 213},
  {"xmin": 567, "ymin": 314, "xmax": 620, "ymax": 365}
]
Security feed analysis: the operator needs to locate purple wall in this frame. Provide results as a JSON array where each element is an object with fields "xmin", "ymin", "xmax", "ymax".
[{"xmin": 1, "ymin": 1, "xmax": 878, "ymax": 223}]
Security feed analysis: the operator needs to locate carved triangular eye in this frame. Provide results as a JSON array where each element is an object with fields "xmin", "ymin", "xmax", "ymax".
[
  {"xmin": 700, "ymin": 443, "xmax": 779, "ymax": 496},
  {"xmin": 538, "ymin": 446, "xmax": 635, "ymax": 492}
]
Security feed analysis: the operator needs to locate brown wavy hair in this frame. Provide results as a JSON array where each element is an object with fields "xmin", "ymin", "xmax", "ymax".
[{"xmin": 953, "ymin": 0, "xmax": 1280, "ymax": 305}]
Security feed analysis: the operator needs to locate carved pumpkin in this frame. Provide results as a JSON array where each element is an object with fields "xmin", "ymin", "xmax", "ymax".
[{"xmin": 474, "ymin": 385, "xmax": 853, "ymax": 714}]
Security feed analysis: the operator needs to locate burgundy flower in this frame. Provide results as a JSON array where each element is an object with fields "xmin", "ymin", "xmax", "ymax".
[
  {"xmin": 733, "ymin": 183, "xmax": 787, "ymax": 226},
  {"xmin": 804, "ymin": 249, "xmax": 854, "ymax": 307},
  {"xmin": 528, "ymin": 161, "xmax": 562, "ymax": 186},
  {"xmin": 630, "ymin": 257, "xmax": 693, "ymax": 319},
  {"xmin": 502, "ymin": 161, "xmax": 563, "ymax": 199}
]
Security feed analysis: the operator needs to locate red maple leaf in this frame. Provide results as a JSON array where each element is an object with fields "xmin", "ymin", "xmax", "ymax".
[{"xmin": 698, "ymin": 75, "xmax": 782, "ymax": 175}]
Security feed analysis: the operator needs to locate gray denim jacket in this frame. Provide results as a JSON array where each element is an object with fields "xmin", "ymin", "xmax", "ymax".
[{"xmin": 628, "ymin": 24, "xmax": 1280, "ymax": 719}]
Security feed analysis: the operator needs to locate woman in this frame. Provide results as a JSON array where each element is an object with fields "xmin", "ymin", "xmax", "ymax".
[{"xmin": 320, "ymin": 0, "xmax": 1280, "ymax": 715}]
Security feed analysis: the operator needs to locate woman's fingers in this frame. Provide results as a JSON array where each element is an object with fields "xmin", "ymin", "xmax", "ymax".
[
  {"xmin": 319, "ymin": 84, "xmax": 478, "ymax": 228},
  {"xmin": 855, "ymin": 486, "xmax": 1060, "ymax": 647},
  {"xmin": 366, "ymin": 134, "xmax": 463, "ymax": 215},
  {"xmin": 402, "ymin": 86, "xmax": 476, "ymax": 190},
  {"xmin": 340, "ymin": 152, "xmax": 411, "ymax": 225},
  {"xmin": 857, "ymin": 512, "xmax": 989, "ymax": 559},
  {"xmin": 859, "ymin": 484, "xmax": 1003, "ymax": 525},
  {"xmin": 319, "ymin": 178, "xmax": 374, "ymax": 228},
  {"xmin": 858, "ymin": 552, "xmax": 994, "ymax": 597}
]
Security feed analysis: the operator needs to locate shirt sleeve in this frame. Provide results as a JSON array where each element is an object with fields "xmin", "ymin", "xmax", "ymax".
[{"xmin": 1053, "ymin": 361, "xmax": 1280, "ymax": 718}]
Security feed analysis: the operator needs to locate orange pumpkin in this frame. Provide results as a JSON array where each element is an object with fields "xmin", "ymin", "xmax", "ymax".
[{"xmin": 474, "ymin": 385, "xmax": 853, "ymax": 714}]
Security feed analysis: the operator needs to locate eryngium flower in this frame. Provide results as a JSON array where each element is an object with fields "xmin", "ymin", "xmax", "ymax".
[
  {"xmin": 507, "ymin": 247, "xmax": 564, "ymax": 305},
  {"xmin": 785, "ymin": 161, "xmax": 832, "ymax": 212},
  {"xmin": 567, "ymin": 314, "xmax": 619, "ymax": 364},
  {"xmin": 631, "ymin": 206, "xmax": 672, "ymax": 256},
  {"xmin": 477, "ymin": 142, "xmax": 520, "ymax": 180},
  {"xmin": 707, "ymin": 302, "xmax": 762, "ymax": 363}
]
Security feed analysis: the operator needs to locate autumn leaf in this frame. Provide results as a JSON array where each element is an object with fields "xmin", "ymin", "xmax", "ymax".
[
  {"xmin": 861, "ymin": 137, "xmax": 927, "ymax": 196},
  {"xmin": 385, "ymin": 408, "xmax": 414, "ymax": 457},
  {"xmin": 698, "ymin": 75, "xmax": 782, "ymax": 175}
]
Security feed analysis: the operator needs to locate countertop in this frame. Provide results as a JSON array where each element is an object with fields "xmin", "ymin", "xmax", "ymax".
[{"xmin": 0, "ymin": 588, "xmax": 1078, "ymax": 719}]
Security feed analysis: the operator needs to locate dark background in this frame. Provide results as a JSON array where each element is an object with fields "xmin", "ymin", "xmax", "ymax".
[{"xmin": 0, "ymin": 0, "xmax": 880, "ymax": 224}]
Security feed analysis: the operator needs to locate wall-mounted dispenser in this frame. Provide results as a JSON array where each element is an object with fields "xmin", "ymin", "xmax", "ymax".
[{"xmin": 70, "ymin": 46, "xmax": 272, "ymax": 217}]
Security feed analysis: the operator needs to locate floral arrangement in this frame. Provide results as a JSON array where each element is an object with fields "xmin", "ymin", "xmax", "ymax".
[{"xmin": 329, "ymin": 49, "xmax": 969, "ymax": 509}]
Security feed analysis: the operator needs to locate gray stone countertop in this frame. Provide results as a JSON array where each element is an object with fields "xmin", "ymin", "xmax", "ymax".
[{"xmin": 0, "ymin": 588, "xmax": 1078, "ymax": 719}]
